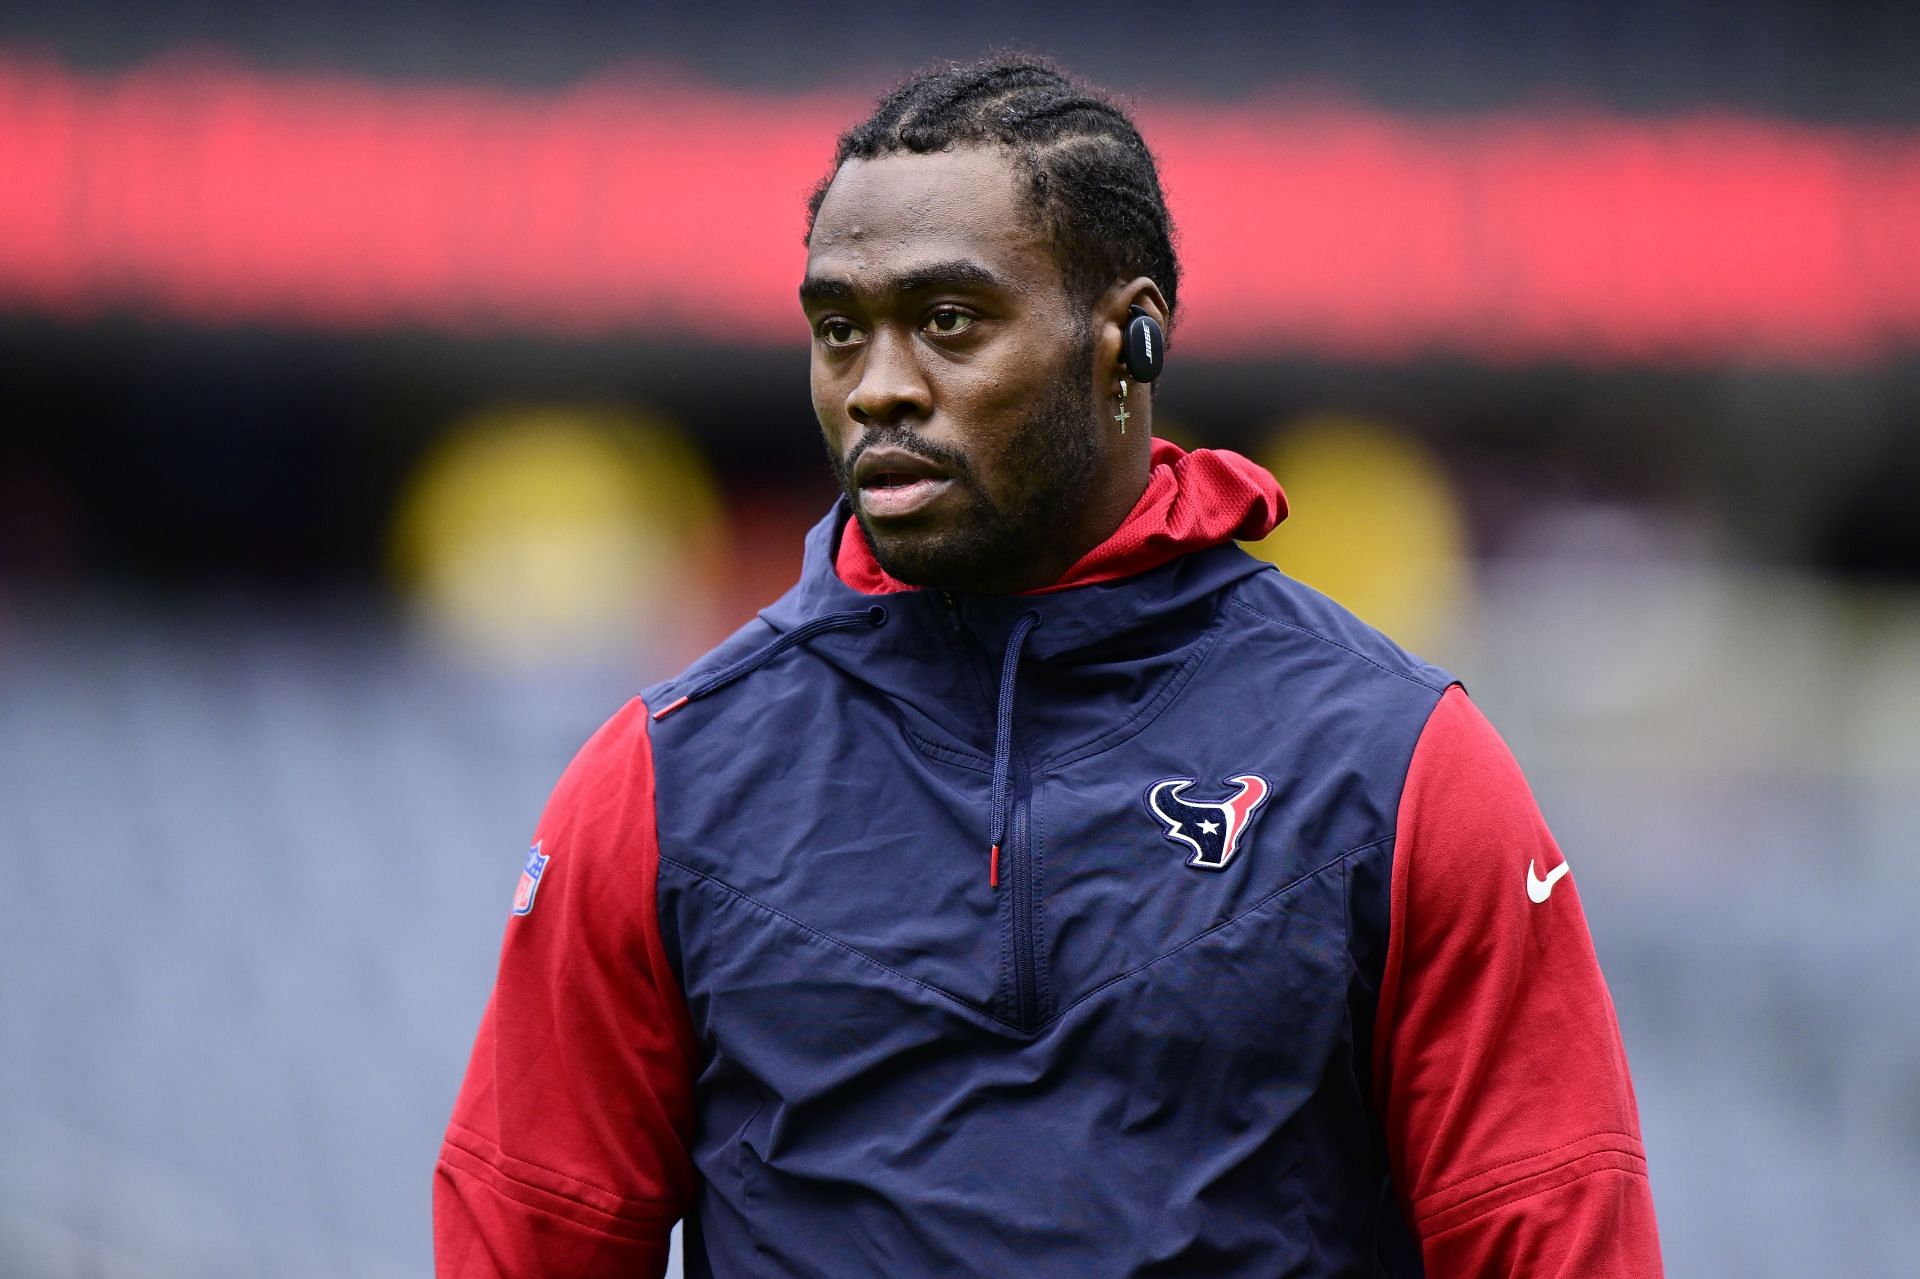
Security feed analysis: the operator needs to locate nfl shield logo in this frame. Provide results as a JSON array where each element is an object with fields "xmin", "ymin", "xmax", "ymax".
[{"xmin": 512, "ymin": 841, "xmax": 549, "ymax": 916}]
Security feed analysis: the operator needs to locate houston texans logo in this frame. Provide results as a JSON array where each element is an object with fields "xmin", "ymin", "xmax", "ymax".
[{"xmin": 1147, "ymin": 774, "xmax": 1271, "ymax": 871}]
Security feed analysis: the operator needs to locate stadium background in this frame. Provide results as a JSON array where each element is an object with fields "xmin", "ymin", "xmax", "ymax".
[{"xmin": 2, "ymin": 2, "xmax": 1917, "ymax": 1274}]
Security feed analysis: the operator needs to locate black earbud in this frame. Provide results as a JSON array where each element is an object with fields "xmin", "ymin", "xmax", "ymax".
[{"xmin": 1123, "ymin": 304, "xmax": 1165, "ymax": 383}]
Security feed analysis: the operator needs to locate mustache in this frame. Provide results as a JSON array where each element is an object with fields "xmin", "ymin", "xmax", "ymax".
[{"xmin": 842, "ymin": 428, "xmax": 978, "ymax": 485}]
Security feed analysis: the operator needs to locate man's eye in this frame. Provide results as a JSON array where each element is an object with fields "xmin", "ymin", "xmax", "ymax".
[
  {"xmin": 923, "ymin": 309, "xmax": 974, "ymax": 337},
  {"xmin": 818, "ymin": 319, "xmax": 864, "ymax": 348}
]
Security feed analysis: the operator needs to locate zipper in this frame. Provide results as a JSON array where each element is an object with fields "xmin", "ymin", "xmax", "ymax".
[
  {"xmin": 1007, "ymin": 784, "xmax": 1041, "ymax": 1029},
  {"xmin": 941, "ymin": 591, "xmax": 1045, "ymax": 1030}
]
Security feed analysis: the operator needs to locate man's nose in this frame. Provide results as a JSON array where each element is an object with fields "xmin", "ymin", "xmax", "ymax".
[{"xmin": 845, "ymin": 329, "xmax": 931, "ymax": 427}]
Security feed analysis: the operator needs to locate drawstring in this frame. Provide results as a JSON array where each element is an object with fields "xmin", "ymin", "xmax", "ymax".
[
  {"xmin": 651, "ymin": 606, "xmax": 888, "ymax": 720},
  {"xmin": 987, "ymin": 609, "xmax": 1042, "ymax": 888}
]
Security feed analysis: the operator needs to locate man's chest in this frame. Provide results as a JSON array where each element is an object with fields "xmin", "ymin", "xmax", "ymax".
[{"xmin": 651, "ymin": 670, "xmax": 1399, "ymax": 1049}]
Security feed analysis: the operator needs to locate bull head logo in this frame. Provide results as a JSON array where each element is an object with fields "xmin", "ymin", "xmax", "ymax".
[{"xmin": 1147, "ymin": 775, "xmax": 1271, "ymax": 871}]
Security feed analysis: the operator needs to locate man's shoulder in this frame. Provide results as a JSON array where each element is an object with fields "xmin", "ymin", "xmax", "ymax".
[
  {"xmin": 1220, "ymin": 566, "xmax": 1455, "ymax": 697},
  {"xmin": 639, "ymin": 613, "xmax": 782, "ymax": 717}
]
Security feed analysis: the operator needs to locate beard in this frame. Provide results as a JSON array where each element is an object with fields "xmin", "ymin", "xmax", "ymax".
[{"xmin": 829, "ymin": 330, "xmax": 1101, "ymax": 594}]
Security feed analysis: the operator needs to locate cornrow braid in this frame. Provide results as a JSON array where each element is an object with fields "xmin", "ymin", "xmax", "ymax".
[{"xmin": 805, "ymin": 53, "xmax": 1180, "ymax": 324}]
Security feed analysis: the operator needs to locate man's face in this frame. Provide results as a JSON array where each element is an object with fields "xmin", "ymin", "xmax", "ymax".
[{"xmin": 802, "ymin": 146, "xmax": 1104, "ymax": 594}]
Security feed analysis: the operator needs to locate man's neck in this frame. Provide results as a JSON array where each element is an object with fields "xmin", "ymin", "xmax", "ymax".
[{"xmin": 835, "ymin": 438, "xmax": 1287, "ymax": 599}]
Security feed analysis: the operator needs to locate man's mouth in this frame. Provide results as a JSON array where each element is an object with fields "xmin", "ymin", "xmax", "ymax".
[
  {"xmin": 851, "ymin": 445, "xmax": 955, "ymax": 520},
  {"xmin": 859, "ymin": 472, "xmax": 953, "ymax": 519}
]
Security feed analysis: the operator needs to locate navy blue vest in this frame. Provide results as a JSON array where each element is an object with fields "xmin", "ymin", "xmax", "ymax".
[{"xmin": 646, "ymin": 506, "xmax": 1453, "ymax": 1276}]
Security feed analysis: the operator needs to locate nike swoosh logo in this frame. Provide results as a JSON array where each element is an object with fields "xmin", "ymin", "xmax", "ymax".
[{"xmin": 1527, "ymin": 859, "xmax": 1572, "ymax": 904}]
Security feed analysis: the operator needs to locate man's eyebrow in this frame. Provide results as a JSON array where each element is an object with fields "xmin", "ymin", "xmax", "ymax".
[
  {"xmin": 889, "ymin": 260, "xmax": 1006, "ymax": 295},
  {"xmin": 799, "ymin": 260, "xmax": 1009, "ymax": 307},
  {"xmin": 798, "ymin": 276, "xmax": 854, "ymax": 306}
]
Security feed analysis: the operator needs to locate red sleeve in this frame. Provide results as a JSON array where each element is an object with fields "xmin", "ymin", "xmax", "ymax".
[
  {"xmin": 434, "ymin": 699, "xmax": 697, "ymax": 1278},
  {"xmin": 1374, "ymin": 685, "xmax": 1662, "ymax": 1276}
]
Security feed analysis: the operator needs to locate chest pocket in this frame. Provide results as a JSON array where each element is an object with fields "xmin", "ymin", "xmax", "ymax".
[{"xmin": 1042, "ymin": 832, "xmax": 1357, "ymax": 1105}]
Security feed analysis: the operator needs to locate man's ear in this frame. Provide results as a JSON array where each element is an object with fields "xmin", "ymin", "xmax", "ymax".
[
  {"xmin": 1094, "ymin": 277, "xmax": 1171, "ymax": 373},
  {"xmin": 1121, "ymin": 278, "xmax": 1170, "ymax": 333}
]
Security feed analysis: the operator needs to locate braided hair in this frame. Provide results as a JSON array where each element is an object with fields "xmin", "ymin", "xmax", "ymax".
[{"xmin": 805, "ymin": 54, "xmax": 1181, "ymax": 325}]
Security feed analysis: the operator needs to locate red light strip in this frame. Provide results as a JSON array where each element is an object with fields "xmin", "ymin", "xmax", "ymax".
[{"xmin": 2, "ymin": 53, "xmax": 1917, "ymax": 364}]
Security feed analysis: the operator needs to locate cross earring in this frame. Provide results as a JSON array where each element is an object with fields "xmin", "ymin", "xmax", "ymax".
[{"xmin": 1114, "ymin": 379, "xmax": 1130, "ymax": 434}]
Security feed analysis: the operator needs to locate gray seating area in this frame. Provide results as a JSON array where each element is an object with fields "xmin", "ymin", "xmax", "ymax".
[{"xmin": 0, "ymin": 599, "xmax": 640, "ymax": 1277}]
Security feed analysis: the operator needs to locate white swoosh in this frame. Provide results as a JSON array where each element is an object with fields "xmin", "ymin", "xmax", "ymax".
[{"xmin": 1526, "ymin": 859, "xmax": 1571, "ymax": 904}]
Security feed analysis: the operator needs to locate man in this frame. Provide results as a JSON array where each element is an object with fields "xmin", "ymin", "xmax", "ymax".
[{"xmin": 435, "ymin": 55, "xmax": 1662, "ymax": 1276}]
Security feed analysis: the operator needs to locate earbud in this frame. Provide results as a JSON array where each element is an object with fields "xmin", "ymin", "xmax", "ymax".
[
  {"xmin": 1123, "ymin": 304, "xmax": 1165, "ymax": 383},
  {"xmin": 1121, "ymin": 303, "xmax": 1159, "ymax": 384}
]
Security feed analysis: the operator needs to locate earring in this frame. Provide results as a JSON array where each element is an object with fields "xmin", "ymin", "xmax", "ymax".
[{"xmin": 1114, "ymin": 379, "xmax": 1131, "ymax": 435}]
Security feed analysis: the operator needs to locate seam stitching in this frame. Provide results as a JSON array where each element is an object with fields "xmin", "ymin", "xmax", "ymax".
[
  {"xmin": 996, "ymin": 843, "xmax": 1016, "ymax": 1023},
  {"xmin": 1032, "ymin": 784, "xmax": 1053, "ymax": 1018},
  {"xmin": 441, "ymin": 1125, "xmax": 676, "ymax": 1221},
  {"xmin": 904, "ymin": 728, "xmax": 991, "ymax": 772},
  {"xmin": 1053, "ymin": 836, "xmax": 1389, "ymax": 1020},
  {"xmin": 1416, "ymin": 1150, "xmax": 1650, "ymax": 1233},
  {"xmin": 1227, "ymin": 596, "xmax": 1449, "ymax": 692},
  {"xmin": 1049, "ymin": 626, "xmax": 1223, "ymax": 769},
  {"xmin": 1413, "ymin": 1128, "xmax": 1646, "ymax": 1203},
  {"xmin": 663, "ymin": 836, "xmax": 1390, "ymax": 1035},
  {"xmin": 659, "ymin": 854, "xmax": 1027, "ymax": 1031}
]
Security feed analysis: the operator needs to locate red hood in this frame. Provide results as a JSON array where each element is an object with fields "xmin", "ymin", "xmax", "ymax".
[{"xmin": 836, "ymin": 439, "xmax": 1287, "ymax": 595}]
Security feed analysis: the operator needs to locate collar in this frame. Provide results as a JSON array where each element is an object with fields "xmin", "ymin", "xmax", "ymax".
[{"xmin": 834, "ymin": 439, "xmax": 1286, "ymax": 596}]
